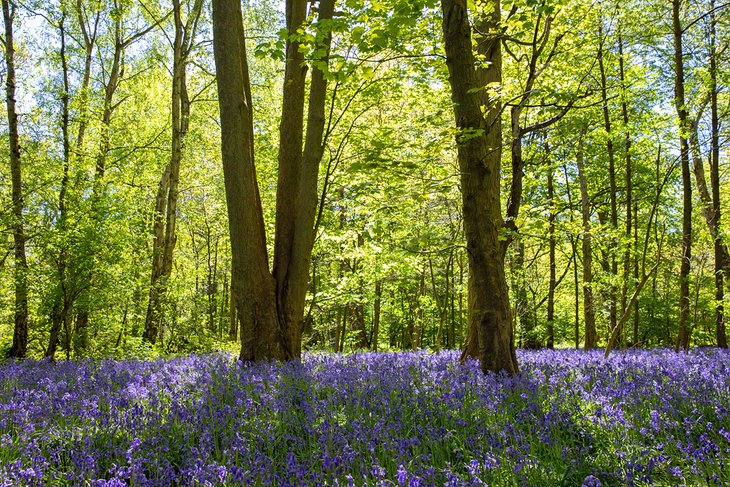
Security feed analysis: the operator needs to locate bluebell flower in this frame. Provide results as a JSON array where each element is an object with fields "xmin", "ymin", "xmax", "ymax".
[{"xmin": 582, "ymin": 474, "xmax": 601, "ymax": 487}]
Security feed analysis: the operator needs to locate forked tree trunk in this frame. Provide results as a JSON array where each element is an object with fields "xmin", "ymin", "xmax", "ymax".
[
  {"xmin": 213, "ymin": 0, "xmax": 335, "ymax": 361},
  {"xmin": 3, "ymin": 0, "xmax": 29, "ymax": 359},
  {"xmin": 144, "ymin": 0, "xmax": 202, "ymax": 344},
  {"xmin": 442, "ymin": 0, "xmax": 518, "ymax": 374}
]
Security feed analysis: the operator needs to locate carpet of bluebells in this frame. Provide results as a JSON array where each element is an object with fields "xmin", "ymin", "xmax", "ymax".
[{"xmin": 1, "ymin": 349, "xmax": 729, "ymax": 486}]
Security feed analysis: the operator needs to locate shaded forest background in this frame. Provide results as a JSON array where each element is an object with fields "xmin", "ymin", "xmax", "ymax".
[{"xmin": 1, "ymin": 0, "xmax": 728, "ymax": 360}]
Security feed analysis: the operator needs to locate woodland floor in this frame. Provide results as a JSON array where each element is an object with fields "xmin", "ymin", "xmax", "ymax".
[{"xmin": 0, "ymin": 348, "xmax": 729, "ymax": 486}]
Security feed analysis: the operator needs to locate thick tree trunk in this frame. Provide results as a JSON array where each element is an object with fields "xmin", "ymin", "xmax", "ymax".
[
  {"xmin": 577, "ymin": 131, "xmax": 597, "ymax": 349},
  {"xmin": 213, "ymin": 0, "xmax": 282, "ymax": 360},
  {"xmin": 272, "ymin": 0, "xmax": 335, "ymax": 359},
  {"xmin": 672, "ymin": 0, "xmax": 692, "ymax": 352},
  {"xmin": 442, "ymin": 0, "xmax": 518, "ymax": 374},
  {"xmin": 3, "ymin": 0, "xmax": 29, "ymax": 359}
]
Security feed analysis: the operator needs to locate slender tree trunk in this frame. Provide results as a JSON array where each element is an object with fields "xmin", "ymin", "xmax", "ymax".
[
  {"xmin": 562, "ymin": 163, "xmax": 580, "ymax": 349},
  {"xmin": 577, "ymin": 130, "xmax": 597, "ymax": 349},
  {"xmin": 4, "ymin": 0, "xmax": 28, "ymax": 359},
  {"xmin": 547, "ymin": 159, "xmax": 556, "ymax": 349},
  {"xmin": 597, "ymin": 19, "xmax": 619, "ymax": 343},
  {"xmin": 619, "ymin": 25, "xmax": 634, "ymax": 345},
  {"xmin": 73, "ymin": 14, "xmax": 121, "ymax": 350},
  {"xmin": 708, "ymin": 4, "xmax": 726, "ymax": 349},
  {"xmin": 372, "ymin": 279, "xmax": 381, "ymax": 351},
  {"xmin": 692, "ymin": 1, "xmax": 728, "ymax": 349},
  {"xmin": 144, "ymin": 0, "xmax": 202, "ymax": 343},
  {"xmin": 514, "ymin": 240, "xmax": 537, "ymax": 347},
  {"xmin": 633, "ymin": 200, "xmax": 640, "ymax": 344},
  {"xmin": 672, "ymin": 0, "xmax": 692, "ymax": 352},
  {"xmin": 227, "ymin": 277, "xmax": 238, "ymax": 341},
  {"xmin": 442, "ymin": 0, "xmax": 518, "ymax": 374},
  {"xmin": 572, "ymin": 236, "xmax": 580, "ymax": 348},
  {"xmin": 413, "ymin": 271, "xmax": 425, "ymax": 349},
  {"xmin": 46, "ymin": 14, "xmax": 73, "ymax": 360}
]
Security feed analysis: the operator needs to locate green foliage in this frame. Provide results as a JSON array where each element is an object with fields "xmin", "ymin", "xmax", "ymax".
[{"xmin": 0, "ymin": 0, "xmax": 728, "ymax": 357}]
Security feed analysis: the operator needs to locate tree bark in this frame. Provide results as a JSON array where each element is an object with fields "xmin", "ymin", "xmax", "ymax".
[
  {"xmin": 672, "ymin": 0, "xmax": 692, "ymax": 352},
  {"xmin": 442, "ymin": 0, "xmax": 518, "ymax": 374},
  {"xmin": 214, "ymin": 0, "xmax": 335, "ymax": 361},
  {"xmin": 213, "ymin": 0, "xmax": 281, "ymax": 360},
  {"xmin": 272, "ymin": 0, "xmax": 335, "ymax": 359},
  {"xmin": 3, "ymin": 0, "xmax": 29, "ymax": 359}
]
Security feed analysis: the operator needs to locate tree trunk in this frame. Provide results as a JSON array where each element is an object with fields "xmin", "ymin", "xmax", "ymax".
[
  {"xmin": 688, "ymin": 1, "xmax": 728, "ymax": 349},
  {"xmin": 213, "ymin": 0, "xmax": 281, "ymax": 360},
  {"xmin": 227, "ymin": 277, "xmax": 237, "ymax": 341},
  {"xmin": 3, "ymin": 0, "xmax": 29, "ymax": 359},
  {"xmin": 618, "ymin": 25, "xmax": 635, "ymax": 345},
  {"xmin": 442, "ymin": 0, "xmax": 518, "ymax": 374},
  {"xmin": 73, "ymin": 12, "xmax": 121, "ymax": 351},
  {"xmin": 672, "ymin": 0, "xmax": 692, "ymax": 352},
  {"xmin": 144, "ymin": 0, "xmax": 202, "ymax": 344},
  {"xmin": 46, "ymin": 14, "xmax": 73, "ymax": 361},
  {"xmin": 372, "ymin": 279, "xmax": 382, "ymax": 351},
  {"xmin": 597, "ymin": 19, "xmax": 619, "ymax": 344},
  {"xmin": 708, "ymin": 4, "xmax": 726, "ymax": 349},
  {"xmin": 577, "ymin": 130, "xmax": 597, "ymax": 349},
  {"xmin": 215, "ymin": 0, "xmax": 336, "ymax": 360},
  {"xmin": 272, "ymin": 0, "xmax": 335, "ymax": 359},
  {"xmin": 546, "ymin": 157, "xmax": 556, "ymax": 349}
]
